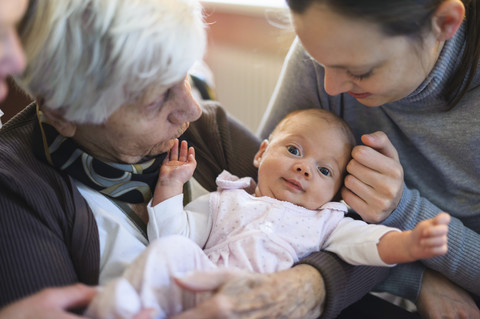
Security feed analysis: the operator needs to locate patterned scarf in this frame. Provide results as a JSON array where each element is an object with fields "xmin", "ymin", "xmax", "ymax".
[{"xmin": 33, "ymin": 105, "xmax": 165, "ymax": 203}]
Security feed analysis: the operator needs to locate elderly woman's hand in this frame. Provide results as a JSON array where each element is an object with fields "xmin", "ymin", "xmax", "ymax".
[
  {"xmin": 342, "ymin": 131, "xmax": 404, "ymax": 223},
  {"xmin": 172, "ymin": 265, "xmax": 325, "ymax": 319}
]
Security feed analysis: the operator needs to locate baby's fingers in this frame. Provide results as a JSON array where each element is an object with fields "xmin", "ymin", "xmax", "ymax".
[
  {"xmin": 433, "ymin": 212, "xmax": 451, "ymax": 226},
  {"xmin": 188, "ymin": 146, "xmax": 196, "ymax": 163},
  {"xmin": 423, "ymin": 224, "xmax": 449, "ymax": 238},
  {"xmin": 178, "ymin": 140, "xmax": 189, "ymax": 162},
  {"xmin": 169, "ymin": 139, "xmax": 180, "ymax": 161},
  {"xmin": 421, "ymin": 235, "xmax": 448, "ymax": 248}
]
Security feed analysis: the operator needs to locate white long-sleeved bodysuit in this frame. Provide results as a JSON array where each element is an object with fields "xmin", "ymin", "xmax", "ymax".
[{"xmin": 85, "ymin": 171, "xmax": 397, "ymax": 318}]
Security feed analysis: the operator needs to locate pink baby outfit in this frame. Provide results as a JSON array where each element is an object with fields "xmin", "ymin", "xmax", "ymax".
[
  {"xmin": 85, "ymin": 171, "xmax": 396, "ymax": 319},
  {"xmin": 204, "ymin": 170, "xmax": 347, "ymax": 273}
]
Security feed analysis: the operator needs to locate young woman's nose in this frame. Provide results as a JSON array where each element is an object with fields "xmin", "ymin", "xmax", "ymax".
[
  {"xmin": 1, "ymin": 29, "xmax": 27, "ymax": 76},
  {"xmin": 323, "ymin": 67, "xmax": 353, "ymax": 96}
]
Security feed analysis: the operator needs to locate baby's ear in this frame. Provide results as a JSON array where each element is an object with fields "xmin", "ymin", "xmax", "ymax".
[{"xmin": 253, "ymin": 140, "xmax": 269, "ymax": 168}]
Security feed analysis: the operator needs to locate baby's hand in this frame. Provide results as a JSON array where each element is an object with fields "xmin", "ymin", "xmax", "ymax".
[
  {"xmin": 410, "ymin": 212, "xmax": 450, "ymax": 260},
  {"xmin": 153, "ymin": 139, "xmax": 196, "ymax": 205}
]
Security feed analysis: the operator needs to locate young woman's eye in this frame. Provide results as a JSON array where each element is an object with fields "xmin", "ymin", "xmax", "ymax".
[
  {"xmin": 287, "ymin": 146, "xmax": 300, "ymax": 156},
  {"xmin": 347, "ymin": 70, "xmax": 373, "ymax": 81},
  {"xmin": 318, "ymin": 167, "xmax": 331, "ymax": 176}
]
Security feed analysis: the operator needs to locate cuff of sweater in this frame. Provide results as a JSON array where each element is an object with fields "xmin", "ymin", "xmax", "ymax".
[
  {"xmin": 383, "ymin": 185, "xmax": 440, "ymax": 230},
  {"xmin": 295, "ymin": 251, "xmax": 389, "ymax": 319},
  {"xmin": 373, "ymin": 262, "xmax": 425, "ymax": 302}
]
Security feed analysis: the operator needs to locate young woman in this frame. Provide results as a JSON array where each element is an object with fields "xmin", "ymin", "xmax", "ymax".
[{"xmin": 259, "ymin": 0, "xmax": 480, "ymax": 317}]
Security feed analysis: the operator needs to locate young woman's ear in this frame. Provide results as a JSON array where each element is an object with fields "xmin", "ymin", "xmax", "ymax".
[
  {"xmin": 432, "ymin": 0, "xmax": 465, "ymax": 41},
  {"xmin": 41, "ymin": 106, "xmax": 77, "ymax": 137},
  {"xmin": 253, "ymin": 140, "xmax": 269, "ymax": 168}
]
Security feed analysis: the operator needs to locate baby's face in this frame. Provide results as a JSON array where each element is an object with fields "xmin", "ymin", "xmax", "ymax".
[{"xmin": 253, "ymin": 113, "xmax": 351, "ymax": 210}]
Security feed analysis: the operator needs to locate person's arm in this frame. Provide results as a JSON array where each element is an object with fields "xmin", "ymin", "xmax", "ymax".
[
  {"xmin": 152, "ymin": 139, "xmax": 196, "ymax": 205},
  {"xmin": 148, "ymin": 139, "xmax": 211, "ymax": 245},
  {"xmin": 340, "ymin": 128, "xmax": 480, "ymax": 300},
  {"xmin": 0, "ymin": 284, "xmax": 97, "ymax": 319},
  {"xmin": 383, "ymin": 186, "xmax": 480, "ymax": 298},
  {"xmin": 0, "ymin": 163, "xmax": 99, "ymax": 308},
  {"xmin": 0, "ymin": 284, "xmax": 154, "ymax": 319},
  {"xmin": 416, "ymin": 269, "xmax": 480, "ymax": 319},
  {"xmin": 377, "ymin": 213, "xmax": 449, "ymax": 264}
]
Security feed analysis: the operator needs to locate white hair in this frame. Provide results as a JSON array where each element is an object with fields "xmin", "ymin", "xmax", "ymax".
[{"xmin": 19, "ymin": 0, "xmax": 206, "ymax": 124}]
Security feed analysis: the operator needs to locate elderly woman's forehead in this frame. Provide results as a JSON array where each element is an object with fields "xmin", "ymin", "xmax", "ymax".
[{"xmin": 142, "ymin": 77, "xmax": 186, "ymax": 98}]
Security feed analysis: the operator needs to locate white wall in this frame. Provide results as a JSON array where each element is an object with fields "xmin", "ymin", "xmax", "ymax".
[{"xmin": 201, "ymin": 1, "xmax": 295, "ymax": 133}]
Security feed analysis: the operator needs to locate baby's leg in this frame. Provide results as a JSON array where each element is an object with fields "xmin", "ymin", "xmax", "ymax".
[
  {"xmin": 123, "ymin": 235, "xmax": 216, "ymax": 317},
  {"xmin": 84, "ymin": 235, "xmax": 215, "ymax": 319},
  {"xmin": 84, "ymin": 277, "xmax": 141, "ymax": 319}
]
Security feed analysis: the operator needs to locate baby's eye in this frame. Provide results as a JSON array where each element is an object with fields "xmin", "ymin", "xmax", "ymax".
[
  {"xmin": 318, "ymin": 167, "xmax": 331, "ymax": 176},
  {"xmin": 287, "ymin": 146, "xmax": 300, "ymax": 156}
]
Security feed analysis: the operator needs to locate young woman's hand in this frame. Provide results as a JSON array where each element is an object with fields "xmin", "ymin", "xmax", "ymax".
[
  {"xmin": 342, "ymin": 131, "xmax": 404, "ymax": 223},
  {"xmin": 416, "ymin": 269, "xmax": 480, "ymax": 319},
  {"xmin": 0, "ymin": 284, "xmax": 154, "ymax": 319},
  {"xmin": 0, "ymin": 284, "xmax": 96, "ymax": 319}
]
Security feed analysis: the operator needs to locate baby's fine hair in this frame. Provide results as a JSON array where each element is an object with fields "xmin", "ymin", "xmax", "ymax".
[{"xmin": 271, "ymin": 108, "xmax": 356, "ymax": 150}]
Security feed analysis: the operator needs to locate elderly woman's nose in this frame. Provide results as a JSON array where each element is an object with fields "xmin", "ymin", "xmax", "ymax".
[{"xmin": 168, "ymin": 82, "xmax": 202, "ymax": 124}]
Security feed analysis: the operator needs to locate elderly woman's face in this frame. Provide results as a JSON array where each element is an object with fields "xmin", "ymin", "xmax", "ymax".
[
  {"xmin": 0, "ymin": 0, "xmax": 27, "ymax": 102},
  {"xmin": 73, "ymin": 78, "xmax": 201, "ymax": 164}
]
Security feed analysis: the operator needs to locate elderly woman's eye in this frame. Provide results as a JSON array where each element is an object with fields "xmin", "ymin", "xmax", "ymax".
[
  {"xmin": 318, "ymin": 167, "xmax": 330, "ymax": 176},
  {"xmin": 287, "ymin": 146, "xmax": 300, "ymax": 156},
  {"xmin": 145, "ymin": 92, "xmax": 168, "ymax": 109}
]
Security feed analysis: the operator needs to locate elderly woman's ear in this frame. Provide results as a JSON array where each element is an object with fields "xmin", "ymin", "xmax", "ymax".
[{"xmin": 41, "ymin": 106, "xmax": 77, "ymax": 137}]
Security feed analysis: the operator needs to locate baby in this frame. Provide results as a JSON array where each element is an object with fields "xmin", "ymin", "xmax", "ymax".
[{"xmin": 86, "ymin": 109, "xmax": 449, "ymax": 318}]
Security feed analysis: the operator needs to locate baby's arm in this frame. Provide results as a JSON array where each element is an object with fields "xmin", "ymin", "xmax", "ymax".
[
  {"xmin": 378, "ymin": 212, "xmax": 450, "ymax": 264},
  {"xmin": 153, "ymin": 139, "xmax": 196, "ymax": 205}
]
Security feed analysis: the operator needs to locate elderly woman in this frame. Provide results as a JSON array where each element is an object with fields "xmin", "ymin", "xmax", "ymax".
[{"xmin": 0, "ymin": 0, "xmax": 390, "ymax": 318}]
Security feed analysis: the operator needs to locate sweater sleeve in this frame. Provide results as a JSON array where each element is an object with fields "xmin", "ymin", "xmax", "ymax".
[
  {"xmin": 0, "ymin": 161, "xmax": 100, "ymax": 308},
  {"xmin": 383, "ymin": 185, "xmax": 480, "ymax": 298},
  {"xmin": 0, "ymin": 106, "xmax": 100, "ymax": 308},
  {"xmin": 147, "ymin": 193, "xmax": 212, "ymax": 247}
]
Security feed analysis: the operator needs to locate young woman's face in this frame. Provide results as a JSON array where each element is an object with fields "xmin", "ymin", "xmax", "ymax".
[
  {"xmin": 0, "ymin": 0, "xmax": 27, "ymax": 102},
  {"xmin": 292, "ymin": 4, "xmax": 442, "ymax": 106}
]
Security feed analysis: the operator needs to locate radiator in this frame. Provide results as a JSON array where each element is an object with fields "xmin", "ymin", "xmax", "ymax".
[{"xmin": 205, "ymin": 45, "xmax": 285, "ymax": 133}]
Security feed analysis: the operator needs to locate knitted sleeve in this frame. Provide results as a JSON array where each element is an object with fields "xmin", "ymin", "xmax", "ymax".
[{"xmin": 0, "ymin": 106, "xmax": 99, "ymax": 308}]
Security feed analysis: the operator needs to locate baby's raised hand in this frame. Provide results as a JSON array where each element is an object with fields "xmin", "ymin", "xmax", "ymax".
[
  {"xmin": 410, "ymin": 212, "xmax": 450, "ymax": 260},
  {"xmin": 153, "ymin": 139, "xmax": 196, "ymax": 205}
]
